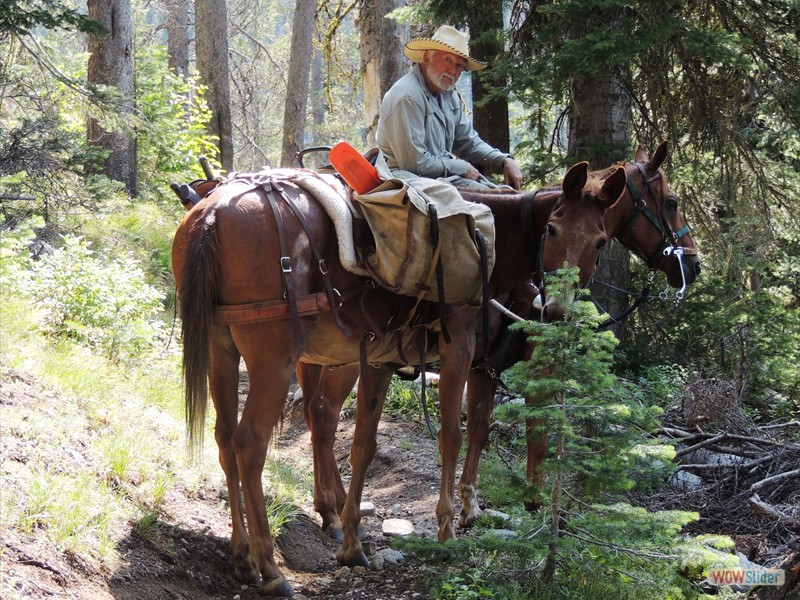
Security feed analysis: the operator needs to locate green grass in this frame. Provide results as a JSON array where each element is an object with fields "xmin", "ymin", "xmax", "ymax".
[{"xmin": 0, "ymin": 278, "xmax": 222, "ymax": 572}]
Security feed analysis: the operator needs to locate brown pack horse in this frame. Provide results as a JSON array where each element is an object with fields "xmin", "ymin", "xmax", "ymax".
[
  {"xmin": 457, "ymin": 141, "xmax": 701, "ymax": 525},
  {"xmin": 301, "ymin": 142, "xmax": 701, "ymax": 538},
  {"xmin": 172, "ymin": 160, "xmax": 627, "ymax": 596}
]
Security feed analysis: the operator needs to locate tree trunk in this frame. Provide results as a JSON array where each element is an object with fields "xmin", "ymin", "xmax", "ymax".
[
  {"xmin": 165, "ymin": 0, "xmax": 190, "ymax": 79},
  {"xmin": 568, "ymin": 11, "xmax": 632, "ymax": 339},
  {"xmin": 86, "ymin": 0, "xmax": 137, "ymax": 195},
  {"xmin": 359, "ymin": 0, "xmax": 407, "ymax": 148},
  {"xmin": 280, "ymin": 0, "xmax": 316, "ymax": 167},
  {"xmin": 309, "ymin": 45, "xmax": 325, "ymax": 145},
  {"xmin": 467, "ymin": 0, "xmax": 509, "ymax": 153},
  {"xmin": 195, "ymin": 0, "xmax": 234, "ymax": 172}
]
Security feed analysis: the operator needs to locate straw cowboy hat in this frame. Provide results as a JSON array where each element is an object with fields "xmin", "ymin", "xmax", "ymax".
[{"xmin": 404, "ymin": 25, "xmax": 487, "ymax": 72}]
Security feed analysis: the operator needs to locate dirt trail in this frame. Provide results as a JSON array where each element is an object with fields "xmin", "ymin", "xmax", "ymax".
[{"xmin": 1, "ymin": 366, "xmax": 446, "ymax": 599}]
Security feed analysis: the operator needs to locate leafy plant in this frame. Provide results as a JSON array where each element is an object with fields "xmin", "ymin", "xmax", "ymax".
[
  {"xmin": 28, "ymin": 234, "xmax": 168, "ymax": 363},
  {"xmin": 394, "ymin": 269, "xmax": 727, "ymax": 598}
]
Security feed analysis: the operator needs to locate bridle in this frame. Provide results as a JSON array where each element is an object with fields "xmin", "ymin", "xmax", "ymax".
[
  {"xmin": 587, "ymin": 162, "xmax": 698, "ymax": 329},
  {"xmin": 604, "ymin": 161, "xmax": 696, "ymax": 303},
  {"xmin": 525, "ymin": 162, "xmax": 697, "ymax": 326},
  {"xmin": 532, "ymin": 192, "xmax": 607, "ymax": 321}
]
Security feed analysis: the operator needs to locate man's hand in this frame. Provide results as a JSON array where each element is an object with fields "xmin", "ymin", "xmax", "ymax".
[
  {"xmin": 465, "ymin": 162, "xmax": 482, "ymax": 181},
  {"xmin": 503, "ymin": 157, "xmax": 523, "ymax": 190}
]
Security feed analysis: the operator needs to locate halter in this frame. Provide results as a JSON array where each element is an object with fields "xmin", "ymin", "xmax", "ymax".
[
  {"xmin": 615, "ymin": 161, "xmax": 694, "ymax": 301},
  {"xmin": 529, "ymin": 192, "xmax": 606, "ymax": 321}
]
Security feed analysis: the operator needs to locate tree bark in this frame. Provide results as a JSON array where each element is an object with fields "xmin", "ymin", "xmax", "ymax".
[
  {"xmin": 280, "ymin": 0, "xmax": 316, "ymax": 167},
  {"xmin": 359, "ymin": 0, "xmax": 407, "ymax": 148},
  {"xmin": 309, "ymin": 44, "xmax": 325, "ymax": 149},
  {"xmin": 195, "ymin": 0, "xmax": 234, "ymax": 172},
  {"xmin": 567, "ymin": 9, "xmax": 632, "ymax": 339},
  {"xmin": 86, "ymin": 0, "xmax": 137, "ymax": 195},
  {"xmin": 467, "ymin": 0, "xmax": 509, "ymax": 153},
  {"xmin": 165, "ymin": 0, "xmax": 190, "ymax": 79}
]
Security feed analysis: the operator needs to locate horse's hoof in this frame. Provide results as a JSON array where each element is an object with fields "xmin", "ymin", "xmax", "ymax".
[
  {"xmin": 324, "ymin": 523, "xmax": 344, "ymax": 543},
  {"xmin": 260, "ymin": 575, "xmax": 294, "ymax": 597},
  {"xmin": 326, "ymin": 523, "xmax": 365, "ymax": 542},
  {"xmin": 336, "ymin": 547, "xmax": 370, "ymax": 568},
  {"xmin": 457, "ymin": 507, "xmax": 482, "ymax": 529},
  {"xmin": 437, "ymin": 523, "xmax": 456, "ymax": 542},
  {"xmin": 234, "ymin": 562, "xmax": 259, "ymax": 586}
]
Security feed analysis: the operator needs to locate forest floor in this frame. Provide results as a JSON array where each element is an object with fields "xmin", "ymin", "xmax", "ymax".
[{"xmin": 1, "ymin": 363, "xmax": 798, "ymax": 599}]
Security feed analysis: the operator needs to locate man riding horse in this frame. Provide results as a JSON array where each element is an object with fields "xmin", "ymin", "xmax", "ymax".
[{"xmin": 377, "ymin": 25, "xmax": 523, "ymax": 191}]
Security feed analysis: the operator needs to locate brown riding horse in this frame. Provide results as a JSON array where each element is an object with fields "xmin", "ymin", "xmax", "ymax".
[
  {"xmin": 302, "ymin": 142, "xmax": 701, "ymax": 535},
  {"xmin": 172, "ymin": 161, "xmax": 626, "ymax": 596}
]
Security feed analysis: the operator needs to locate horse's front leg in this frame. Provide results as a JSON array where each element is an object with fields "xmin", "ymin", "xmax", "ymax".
[
  {"xmin": 336, "ymin": 364, "xmax": 393, "ymax": 567},
  {"xmin": 230, "ymin": 323, "xmax": 298, "ymax": 597},
  {"xmin": 298, "ymin": 361, "xmax": 359, "ymax": 541},
  {"xmin": 208, "ymin": 325, "xmax": 258, "ymax": 584},
  {"xmin": 458, "ymin": 368, "xmax": 496, "ymax": 528},
  {"xmin": 437, "ymin": 306, "xmax": 479, "ymax": 541}
]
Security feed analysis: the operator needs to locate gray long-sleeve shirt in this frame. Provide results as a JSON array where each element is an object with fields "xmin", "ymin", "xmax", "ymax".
[{"xmin": 376, "ymin": 64, "xmax": 509, "ymax": 182}]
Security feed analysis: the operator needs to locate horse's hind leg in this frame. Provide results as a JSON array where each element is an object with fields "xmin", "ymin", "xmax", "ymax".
[
  {"xmin": 337, "ymin": 365, "xmax": 393, "ymax": 568},
  {"xmin": 298, "ymin": 362, "xmax": 359, "ymax": 541},
  {"xmin": 458, "ymin": 369, "xmax": 496, "ymax": 528},
  {"xmin": 229, "ymin": 322, "xmax": 298, "ymax": 597},
  {"xmin": 208, "ymin": 325, "xmax": 257, "ymax": 584}
]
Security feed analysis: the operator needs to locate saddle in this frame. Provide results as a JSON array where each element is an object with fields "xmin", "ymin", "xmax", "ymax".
[{"xmin": 173, "ymin": 149, "xmax": 495, "ymax": 304}]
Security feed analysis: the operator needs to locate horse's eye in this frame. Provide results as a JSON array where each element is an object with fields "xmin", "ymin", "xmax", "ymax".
[
  {"xmin": 546, "ymin": 223, "xmax": 556, "ymax": 235},
  {"xmin": 668, "ymin": 196, "xmax": 679, "ymax": 211},
  {"xmin": 596, "ymin": 237, "xmax": 607, "ymax": 250}
]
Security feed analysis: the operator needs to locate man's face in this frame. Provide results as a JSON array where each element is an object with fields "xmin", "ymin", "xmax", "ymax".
[{"xmin": 421, "ymin": 50, "xmax": 468, "ymax": 94}]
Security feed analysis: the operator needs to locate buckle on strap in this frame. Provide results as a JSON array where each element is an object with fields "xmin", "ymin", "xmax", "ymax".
[{"xmin": 281, "ymin": 256, "xmax": 292, "ymax": 272}]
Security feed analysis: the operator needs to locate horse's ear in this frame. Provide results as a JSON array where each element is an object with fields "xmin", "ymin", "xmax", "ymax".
[
  {"xmin": 648, "ymin": 141, "xmax": 668, "ymax": 172},
  {"xmin": 562, "ymin": 161, "xmax": 589, "ymax": 197},
  {"xmin": 600, "ymin": 166, "xmax": 626, "ymax": 209}
]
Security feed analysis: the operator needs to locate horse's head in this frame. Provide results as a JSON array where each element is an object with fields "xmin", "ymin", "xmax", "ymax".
[
  {"xmin": 539, "ymin": 162, "xmax": 627, "ymax": 320},
  {"xmin": 616, "ymin": 142, "xmax": 701, "ymax": 294}
]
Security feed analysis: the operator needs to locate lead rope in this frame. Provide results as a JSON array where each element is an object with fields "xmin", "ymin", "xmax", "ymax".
[{"xmin": 418, "ymin": 331, "xmax": 437, "ymax": 438}]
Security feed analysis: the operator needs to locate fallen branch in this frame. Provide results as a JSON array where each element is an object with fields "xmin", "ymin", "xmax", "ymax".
[
  {"xmin": 750, "ymin": 468, "xmax": 800, "ymax": 493},
  {"xmin": 749, "ymin": 495, "xmax": 800, "ymax": 527},
  {"xmin": 674, "ymin": 432, "xmax": 729, "ymax": 459},
  {"xmin": 759, "ymin": 420, "xmax": 800, "ymax": 431},
  {"xmin": 677, "ymin": 462, "xmax": 733, "ymax": 473},
  {"xmin": 658, "ymin": 426, "xmax": 693, "ymax": 438}
]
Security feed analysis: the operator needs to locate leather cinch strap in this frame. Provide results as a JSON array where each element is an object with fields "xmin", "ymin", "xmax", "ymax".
[{"xmin": 214, "ymin": 293, "xmax": 331, "ymax": 324}]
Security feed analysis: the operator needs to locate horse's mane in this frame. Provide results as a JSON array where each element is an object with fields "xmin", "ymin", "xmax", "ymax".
[{"xmin": 590, "ymin": 162, "xmax": 627, "ymax": 179}]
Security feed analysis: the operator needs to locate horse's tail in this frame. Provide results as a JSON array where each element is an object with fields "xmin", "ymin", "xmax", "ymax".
[{"xmin": 178, "ymin": 211, "xmax": 219, "ymax": 451}]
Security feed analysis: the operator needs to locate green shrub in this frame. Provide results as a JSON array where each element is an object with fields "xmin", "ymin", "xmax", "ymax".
[
  {"xmin": 397, "ymin": 269, "xmax": 729, "ymax": 599},
  {"xmin": 28, "ymin": 234, "xmax": 168, "ymax": 362}
]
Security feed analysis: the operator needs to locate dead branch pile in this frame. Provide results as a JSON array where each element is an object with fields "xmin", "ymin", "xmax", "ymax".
[{"xmin": 644, "ymin": 379, "xmax": 800, "ymax": 558}]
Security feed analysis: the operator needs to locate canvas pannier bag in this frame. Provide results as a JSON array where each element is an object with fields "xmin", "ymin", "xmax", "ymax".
[{"xmin": 351, "ymin": 152, "xmax": 496, "ymax": 305}]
